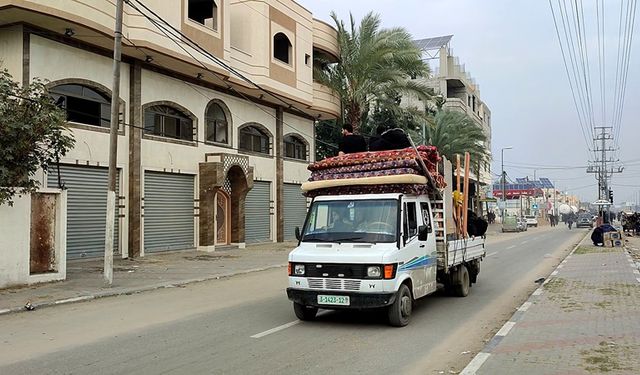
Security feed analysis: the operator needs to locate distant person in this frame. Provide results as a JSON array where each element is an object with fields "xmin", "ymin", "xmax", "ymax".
[
  {"xmin": 567, "ymin": 213, "xmax": 575, "ymax": 230},
  {"xmin": 338, "ymin": 123, "xmax": 367, "ymax": 156},
  {"xmin": 591, "ymin": 226, "xmax": 603, "ymax": 246}
]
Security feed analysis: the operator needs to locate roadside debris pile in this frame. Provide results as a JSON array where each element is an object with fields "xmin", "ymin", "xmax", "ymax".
[{"xmin": 302, "ymin": 145, "xmax": 445, "ymax": 197}]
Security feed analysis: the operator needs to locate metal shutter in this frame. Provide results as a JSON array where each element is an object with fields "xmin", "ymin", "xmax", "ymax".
[
  {"xmin": 47, "ymin": 165, "xmax": 120, "ymax": 259},
  {"xmin": 283, "ymin": 183, "xmax": 307, "ymax": 240},
  {"xmin": 143, "ymin": 172, "xmax": 194, "ymax": 252},
  {"xmin": 245, "ymin": 181, "xmax": 271, "ymax": 243}
]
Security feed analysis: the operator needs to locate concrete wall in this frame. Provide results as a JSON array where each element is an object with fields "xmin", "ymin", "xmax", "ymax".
[
  {"xmin": 0, "ymin": 190, "xmax": 67, "ymax": 289},
  {"xmin": 0, "ymin": 195, "xmax": 30, "ymax": 288},
  {"xmin": 0, "ymin": 25, "xmax": 23, "ymax": 80}
]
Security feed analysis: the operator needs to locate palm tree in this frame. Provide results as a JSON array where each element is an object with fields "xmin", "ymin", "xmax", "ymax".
[
  {"xmin": 423, "ymin": 110, "xmax": 490, "ymax": 166},
  {"xmin": 315, "ymin": 12, "xmax": 433, "ymax": 133}
]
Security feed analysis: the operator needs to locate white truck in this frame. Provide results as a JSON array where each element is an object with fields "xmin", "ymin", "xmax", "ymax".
[{"xmin": 287, "ymin": 189, "xmax": 486, "ymax": 326}]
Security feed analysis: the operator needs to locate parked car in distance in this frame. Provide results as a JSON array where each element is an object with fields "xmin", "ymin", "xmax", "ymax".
[
  {"xmin": 502, "ymin": 216, "xmax": 519, "ymax": 233},
  {"xmin": 576, "ymin": 214, "xmax": 594, "ymax": 228},
  {"xmin": 524, "ymin": 215, "xmax": 538, "ymax": 227}
]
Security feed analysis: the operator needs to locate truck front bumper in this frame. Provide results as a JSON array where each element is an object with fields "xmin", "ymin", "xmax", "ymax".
[{"xmin": 287, "ymin": 288, "xmax": 396, "ymax": 309}]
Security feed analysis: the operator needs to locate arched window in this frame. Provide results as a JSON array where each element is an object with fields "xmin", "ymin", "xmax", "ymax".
[
  {"xmin": 205, "ymin": 102, "xmax": 228, "ymax": 144},
  {"xmin": 284, "ymin": 134, "xmax": 307, "ymax": 160},
  {"xmin": 144, "ymin": 105, "xmax": 193, "ymax": 141},
  {"xmin": 50, "ymin": 84, "xmax": 111, "ymax": 127},
  {"xmin": 273, "ymin": 32, "xmax": 292, "ymax": 64},
  {"xmin": 239, "ymin": 124, "xmax": 270, "ymax": 154}
]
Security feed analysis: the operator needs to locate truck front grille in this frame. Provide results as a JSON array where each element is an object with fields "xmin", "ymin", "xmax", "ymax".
[{"xmin": 307, "ymin": 278, "xmax": 361, "ymax": 291}]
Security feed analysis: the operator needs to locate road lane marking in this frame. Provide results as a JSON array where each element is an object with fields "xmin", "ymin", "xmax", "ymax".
[
  {"xmin": 460, "ymin": 352, "xmax": 491, "ymax": 375},
  {"xmin": 532, "ymin": 288, "xmax": 543, "ymax": 296},
  {"xmin": 506, "ymin": 245, "xmax": 516, "ymax": 249},
  {"xmin": 495, "ymin": 321, "xmax": 516, "ymax": 336},
  {"xmin": 518, "ymin": 302, "xmax": 532, "ymax": 312},
  {"xmin": 486, "ymin": 252, "xmax": 499, "ymax": 257},
  {"xmin": 520, "ymin": 240, "xmax": 529, "ymax": 245},
  {"xmin": 251, "ymin": 320, "xmax": 300, "ymax": 338}
]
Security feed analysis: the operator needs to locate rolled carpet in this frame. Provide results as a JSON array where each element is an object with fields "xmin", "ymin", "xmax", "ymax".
[{"xmin": 301, "ymin": 174, "xmax": 428, "ymax": 192}]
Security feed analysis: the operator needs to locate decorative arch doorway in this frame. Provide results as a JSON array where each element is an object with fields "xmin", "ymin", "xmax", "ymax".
[
  {"xmin": 199, "ymin": 153, "xmax": 254, "ymax": 250},
  {"xmin": 215, "ymin": 190, "xmax": 231, "ymax": 245}
]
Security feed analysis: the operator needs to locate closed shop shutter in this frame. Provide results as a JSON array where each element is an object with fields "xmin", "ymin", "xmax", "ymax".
[
  {"xmin": 143, "ymin": 171, "xmax": 195, "ymax": 252},
  {"xmin": 47, "ymin": 165, "xmax": 120, "ymax": 259},
  {"xmin": 245, "ymin": 181, "xmax": 271, "ymax": 243},
  {"xmin": 283, "ymin": 183, "xmax": 307, "ymax": 240}
]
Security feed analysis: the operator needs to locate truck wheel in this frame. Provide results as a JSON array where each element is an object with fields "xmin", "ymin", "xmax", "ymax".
[
  {"xmin": 388, "ymin": 284, "xmax": 412, "ymax": 327},
  {"xmin": 453, "ymin": 265, "xmax": 470, "ymax": 297},
  {"xmin": 293, "ymin": 302, "xmax": 318, "ymax": 321}
]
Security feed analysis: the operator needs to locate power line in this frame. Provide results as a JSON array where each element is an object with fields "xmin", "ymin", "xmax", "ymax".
[{"xmin": 548, "ymin": 0, "xmax": 595, "ymax": 157}]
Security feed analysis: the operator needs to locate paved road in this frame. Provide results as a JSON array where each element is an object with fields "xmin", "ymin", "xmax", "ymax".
[{"xmin": 0, "ymin": 227, "xmax": 586, "ymax": 375}]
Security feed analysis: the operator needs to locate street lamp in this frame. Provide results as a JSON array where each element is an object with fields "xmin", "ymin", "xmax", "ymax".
[{"xmin": 501, "ymin": 146, "xmax": 513, "ymax": 222}]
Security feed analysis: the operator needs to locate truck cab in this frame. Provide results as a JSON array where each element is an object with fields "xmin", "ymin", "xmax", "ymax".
[{"xmin": 287, "ymin": 193, "xmax": 439, "ymax": 326}]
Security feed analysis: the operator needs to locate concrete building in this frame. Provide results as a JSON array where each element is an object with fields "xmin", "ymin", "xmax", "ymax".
[
  {"xmin": 0, "ymin": 0, "xmax": 340, "ymax": 260},
  {"xmin": 404, "ymin": 35, "xmax": 492, "ymax": 190}
]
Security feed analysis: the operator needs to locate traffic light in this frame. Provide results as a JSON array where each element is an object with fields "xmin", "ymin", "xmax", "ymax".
[{"xmin": 608, "ymin": 189, "xmax": 613, "ymax": 203}]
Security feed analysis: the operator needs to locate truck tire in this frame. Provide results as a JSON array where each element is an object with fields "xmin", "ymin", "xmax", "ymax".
[
  {"xmin": 453, "ymin": 265, "xmax": 470, "ymax": 297},
  {"xmin": 388, "ymin": 284, "xmax": 412, "ymax": 327},
  {"xmin": 293, "ymin": 302, "xmax": 318, "ymax": 321}
]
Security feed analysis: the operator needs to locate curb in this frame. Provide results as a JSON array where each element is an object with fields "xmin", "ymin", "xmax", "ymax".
[
  {"xmin": 460, "ymin": 230, "xmax": 591, "ymax": 375},
  {"xmin": 0, "ymin": 263, "xmax": 287, "ymax": 317}
]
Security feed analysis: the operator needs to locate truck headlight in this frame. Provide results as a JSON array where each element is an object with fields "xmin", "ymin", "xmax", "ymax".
[
  {"xmin": 294, "ymin": 264, "xmax": 305, "ymax": 276},
  {"xmin": 367, "ymin": 266, "xmax": 381, "ymax": 278}
]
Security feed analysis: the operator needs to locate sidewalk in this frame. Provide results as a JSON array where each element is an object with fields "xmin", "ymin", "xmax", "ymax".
[
  {"xmin": 462, "ymin": 232, "xmax": 640, "ymax": 375},
  {"xmin": 0, "ymin": 241, "xmax": 295, "ymax": 316}
]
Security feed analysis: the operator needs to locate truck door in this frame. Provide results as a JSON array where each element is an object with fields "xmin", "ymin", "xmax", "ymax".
[
  {"xmin": 401, "ymin": 199, "xmax": 429, "ymax": 298},
  {"xmin": 420, "ymin": 201, "xmax": 438, "ymax": 293}
]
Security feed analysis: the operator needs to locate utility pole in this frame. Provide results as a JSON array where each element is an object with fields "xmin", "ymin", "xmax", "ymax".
[
  {"xmin": 104, "ymin": 0, "xmax": 124, "ymax": 285},
  {"xmin": 501, "ymin": 146, "xmax": 513, "ymax": 221},
  {"xmin": 587, "ymin": 126, "xmax": 623, "ymax": 224}
]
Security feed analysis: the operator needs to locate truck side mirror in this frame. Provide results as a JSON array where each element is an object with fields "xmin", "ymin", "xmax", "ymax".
[
  {"xmin": 418, "ymin": 225, "xmax": 429, "ymax": 241},
  {"xmin": 294, "ymin": 226, "xmax": 301, "ymax": 241}
]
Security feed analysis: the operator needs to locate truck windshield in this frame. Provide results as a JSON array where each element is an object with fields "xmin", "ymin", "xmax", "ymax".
[{"xmin": 301, "ymin": 199, "xmax": 398, "ymax": 243}]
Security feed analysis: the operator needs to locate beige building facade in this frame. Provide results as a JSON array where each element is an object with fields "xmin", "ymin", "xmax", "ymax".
[
  {"xmin": 404, "ymin": 35, "xmax": 493, "ymax": 188},
  {"xmin": 0, "ymin": 0, "xmax": 339, "ymax": 259}
]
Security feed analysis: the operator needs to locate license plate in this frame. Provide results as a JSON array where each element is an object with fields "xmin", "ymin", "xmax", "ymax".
[{"xmin": 317, "ymin": 295, "xmax": 350, "ymax": 306}]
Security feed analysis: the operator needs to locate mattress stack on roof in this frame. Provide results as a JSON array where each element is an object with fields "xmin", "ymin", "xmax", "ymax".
[{"xmin": 302, "ymin": 145, "xmax": 446, "ymax": 197}]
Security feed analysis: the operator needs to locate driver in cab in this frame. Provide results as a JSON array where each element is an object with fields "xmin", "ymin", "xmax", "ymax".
[{"xmin": 329, "ymin": 209, "xmax": 353, "ymax": 232}]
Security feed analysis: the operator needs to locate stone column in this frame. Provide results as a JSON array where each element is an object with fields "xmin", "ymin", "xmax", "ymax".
[
  {"xmin": 127, "ymin": 62, "xmax": 142, "ymax": 258},
  {"xmin": 199, "ymin": 162, "xmax": 223, "ymax": 251},
  {"xmin": 276, "ymin": 107, "xmax": 284, "ymax": 242}
]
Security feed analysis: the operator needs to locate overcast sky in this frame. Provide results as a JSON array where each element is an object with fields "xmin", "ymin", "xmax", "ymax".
[{"xmin": 299, "ymin": 0, "xmax": 640, "ymax": 205}]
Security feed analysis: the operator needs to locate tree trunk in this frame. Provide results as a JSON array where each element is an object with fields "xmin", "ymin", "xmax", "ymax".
[{"xmin": 345, "ymin": 100, "xmax": 362, "ymax": 133}]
